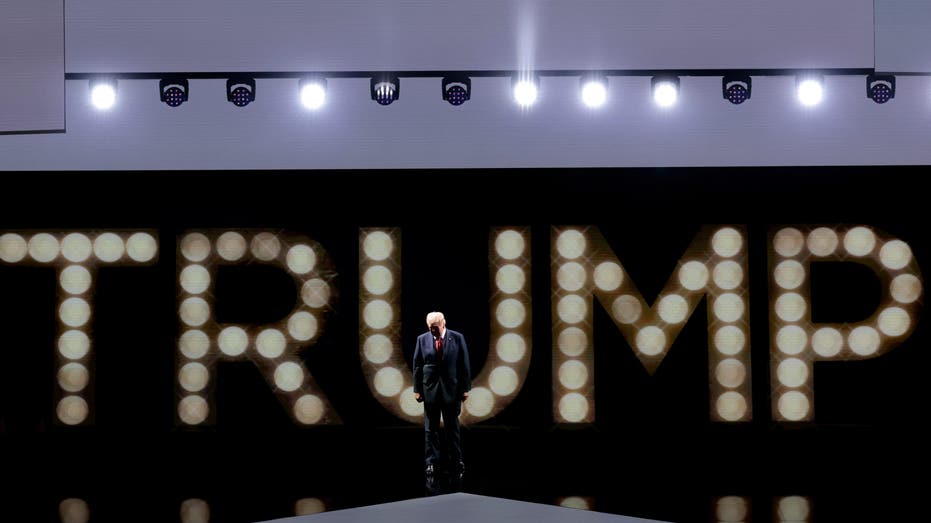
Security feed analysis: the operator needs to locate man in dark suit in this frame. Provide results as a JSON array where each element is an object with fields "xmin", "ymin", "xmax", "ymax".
[{"xmin": 413, "ymin": 311, "xmax": 471, "ymax": 493}]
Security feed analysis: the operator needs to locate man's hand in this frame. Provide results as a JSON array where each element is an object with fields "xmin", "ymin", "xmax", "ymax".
[
  {"xmin": 414, "ymin": 392, "xmax": 422, "ymax": 402},
  {"xmin": 462, "ymin": 391, "xmax": 469, "ymax": 400}
]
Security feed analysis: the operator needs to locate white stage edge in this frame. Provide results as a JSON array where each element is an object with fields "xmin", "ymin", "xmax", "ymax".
[{"xmin": 259, "ymin": 493, "xmax": 670, "ymax": 523}]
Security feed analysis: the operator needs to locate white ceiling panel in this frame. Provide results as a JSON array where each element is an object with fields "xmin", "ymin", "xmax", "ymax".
[
  {"xmin": 9, "ymin": 0, "xmax": 930, "ymax": 171},
  {"xmin": 0, "ymin": 0, "xmax": 64, "ymax": 134},
  {"xmin": 876, "ymin": 0, "xmax": 931, "ymax": 72},
  {"xmin": 65, "ymin": 1, "xmax": 873, "ymax": 72}
]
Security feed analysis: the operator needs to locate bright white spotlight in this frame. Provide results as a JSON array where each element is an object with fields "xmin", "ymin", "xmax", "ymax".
[
  {"xmin": 90, "ymin": 79, "xmax": 117, "ymax": 110},
  {"xmin": 580, "ymin": 76, "xmax": 607, "ymax": 108},
  {"xmin": 300, "ymin": 78, "xmax": 327, "ymax": 110},
  {"xmin": 797, "ymin": 76, "xmax": 824, "ymax": 107},
  {"xmin": 513, "ymin": 77, "xmax": 539, "ymax": 107},
  {"xmin": 652, "ymin": 76, "xmax": 679, "ymax": 108}
]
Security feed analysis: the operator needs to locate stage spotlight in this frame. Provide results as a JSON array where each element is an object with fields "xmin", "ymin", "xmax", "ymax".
[
  {"xmin": 796, "ymin": 75, "xmax": 824, "ymax": 107},
  {"xmin": 159, "ymin": 77, "xmax": 189, "ymax": 107},
  {"xmin": 90, "ymin": 78, "xmax": 117, "ymax": 110},
  {"xmin": 299, "ymin": 77, "xmax": 327, "ymax": 110},
  {"xmin": 866, "ymin": 74, "xmax": 895, "ymax": 104},
  {"xmin": 722, "ymin": 74, "xmax": 751, "ymax": 104},
  {"xmin": 580, "ymin": 75, "xmax": 608, "ymax": 108},
  {"xmin": 651, "ymin": 76, "xmax": 679, "ymax": 107},
  {"xmin": 226, "ymin": 77, "xmax": 255, "ymax": 107},
  {"xmin": 442, "ymin": 75, "xmax": 471, "ymax": 106},
  {"xmin": 371, "ymin": 76, "xmax": 399, "ymax": 106},
  {"xmin": 512, "ymin": 75, "xmax": 539, "ymax": 107}
]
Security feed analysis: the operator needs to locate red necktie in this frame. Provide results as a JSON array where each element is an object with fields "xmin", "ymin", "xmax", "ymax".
[{"xmin": 435, "ymin": 337, "xmax": 443, "ymax": 358}]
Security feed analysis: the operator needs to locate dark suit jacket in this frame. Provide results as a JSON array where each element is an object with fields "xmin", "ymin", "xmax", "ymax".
[{"xmin": 413, "ymin": 329, "xmax": 471, "ymax": 405}]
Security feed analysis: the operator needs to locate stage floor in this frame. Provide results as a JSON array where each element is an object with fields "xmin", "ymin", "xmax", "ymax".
[{"xmin": 259, "ymin": 492, "xmax": 669, "ymax": 523}]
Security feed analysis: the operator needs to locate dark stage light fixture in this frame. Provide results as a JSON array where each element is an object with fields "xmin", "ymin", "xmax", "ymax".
[
  {"xmin": 722, "ymin": 74, "xmax": 751, "ymax": 104},
  {"xmin": 160, "ymin": 78, "xmax": 189, "ymax": 107},
  {"xmin": 371, "ymin": 76, "xmax": 399, "ymax": 106},
  {"xmin": 866, "ymin": 74, "xmax": 895, "ymax": 104},
  {"xmin": 442, "ymin": 75, "xmax": 471, "ymax": 106},
  {"xmin": 227, "ymin": 77, "xmax": 256, "ymax": 107}
]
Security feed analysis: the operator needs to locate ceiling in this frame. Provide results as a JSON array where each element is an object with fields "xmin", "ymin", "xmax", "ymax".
[{"xmin": 3, "ymin": 0, "xmax": 931, "ymax": 170}]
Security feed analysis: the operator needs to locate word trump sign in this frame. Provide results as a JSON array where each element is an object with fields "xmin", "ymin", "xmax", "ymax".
[{"xmin": 0, "ymin": 224, "xmax": 922, "ymax": 427}]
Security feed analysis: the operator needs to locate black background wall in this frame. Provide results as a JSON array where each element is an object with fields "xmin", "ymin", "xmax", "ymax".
[{"xmin": 1, "ymin": 168, "xmax": 927, "ymax": 522}]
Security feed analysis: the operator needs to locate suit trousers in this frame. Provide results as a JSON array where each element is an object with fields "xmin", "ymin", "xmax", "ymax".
[{"xmin": 423, "ymin": 399, "xmax": 463, "ymax": 469}]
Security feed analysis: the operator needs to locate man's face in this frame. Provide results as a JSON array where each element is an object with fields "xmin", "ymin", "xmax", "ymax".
[{"xmin": 429, "ymin": 318, "xmax": 444, "ymax": 337}]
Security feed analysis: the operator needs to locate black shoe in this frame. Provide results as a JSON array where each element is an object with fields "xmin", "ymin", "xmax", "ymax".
[
  {"xmin": 449, "ymin": 461, "xmax": 464, "ymax": 491},
  {"xmin": 425, "ymin": 464, "xmax": 439, "ymax": 496}
]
